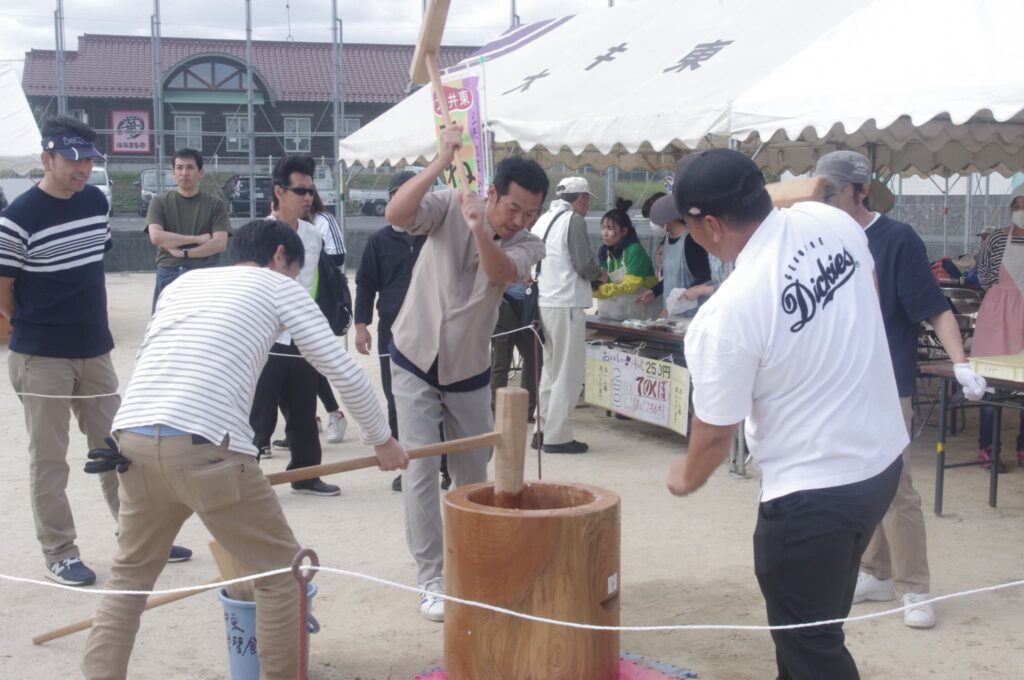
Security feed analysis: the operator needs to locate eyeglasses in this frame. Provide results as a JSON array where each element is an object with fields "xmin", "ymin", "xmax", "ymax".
[{"xmin": 283, "ymin": 185, "xmax": 316, "ymax": 197}]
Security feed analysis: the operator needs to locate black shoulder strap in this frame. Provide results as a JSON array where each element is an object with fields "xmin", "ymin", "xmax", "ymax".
[{"xmin": 534, "ymin": 209, "xmax": 571, "ymax": 278}]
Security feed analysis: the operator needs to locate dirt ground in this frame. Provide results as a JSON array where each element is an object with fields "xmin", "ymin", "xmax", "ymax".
[{"xmin": 1, "ymin": 272, "xmax": 1022, "ymax": 679}]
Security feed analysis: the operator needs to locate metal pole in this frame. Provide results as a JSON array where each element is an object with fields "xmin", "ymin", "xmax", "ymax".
[
  {"xmin": 963, "ymin": 173, "xmax": 973, "ymax": 255},
  {"xmin": 332, "ymin": 4, "xmax": 345, "ymax": 231},
  {"xmin": 245, "ymin": 0, "xmax": 256, "ymax": 218},
  {"xmin": 510, "ymin": 1, "xmax": 519, "ymax": 29},
  {"xmin": 54, "ymin": 0, "xmax": 67, "ymax": 115},
  {"xmin": 152, "ymin": 0, "xmax": 165, "ymax": 192},
  {"xmin": 942, "ymin": 176, "xmax": 949, "ymax": 257}
]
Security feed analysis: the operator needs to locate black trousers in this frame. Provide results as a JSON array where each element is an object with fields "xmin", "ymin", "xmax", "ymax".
[
  {"xmin": 249, "ymin": 342, "xmax": 322, "ymax": 475},
  {"xmin": 754, "ymin": 457, "xmax": 902, "ymax": 680},
  {"xmin": 377, "ymin": 321, "xmax": 399, "ymax": 440},
  {"xmin": 315, "ymin": 374, "xmax": 340, "ymax": 413},
  {"xmin": 490, "ymin": 298, "xmax": 539, "ymax": 414}
]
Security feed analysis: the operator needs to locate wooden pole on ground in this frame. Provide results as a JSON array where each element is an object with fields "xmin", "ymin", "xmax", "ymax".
[
  {"xmin": 493, "ymin": 387, "xmax": 528, "ymax": 508},
  {"xmin": 31, "ymin": 580, "xmax": 220, "ymax": 645},
  {"xmin": 410, "ymin": 0, "xmax": 470, "ymax": 191}
]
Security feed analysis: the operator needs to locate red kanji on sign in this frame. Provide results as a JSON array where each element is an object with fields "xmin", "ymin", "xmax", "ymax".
[{"xmin": 433, "ymin": 85, "xmax": 473, "ymax": 115}]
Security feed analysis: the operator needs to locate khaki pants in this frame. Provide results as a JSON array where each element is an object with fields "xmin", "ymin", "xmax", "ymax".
[
  {"xmin": 81, "ymin": 432, "xmax": 302, "ymax": 680},
  {"xmin": 537, "ymin": 306, "xmax": 586, "ymax": 445},
  {"xmin": 860, "ymin": 397, "xmax": 930, "ymax": 593},
  {"xmin": 8, "ymin": 352, "xmax": 121, "ymax": 565}
]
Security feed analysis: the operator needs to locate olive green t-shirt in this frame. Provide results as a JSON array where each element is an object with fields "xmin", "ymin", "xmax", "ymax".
[{"xmin": 146, "ymin": 190, "xmax": 230, "ymax": 267}]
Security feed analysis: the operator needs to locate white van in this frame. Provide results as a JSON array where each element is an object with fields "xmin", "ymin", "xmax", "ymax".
[{"xmin": 88, "ymin": 165, "xmax": 113, "ymax": 214}]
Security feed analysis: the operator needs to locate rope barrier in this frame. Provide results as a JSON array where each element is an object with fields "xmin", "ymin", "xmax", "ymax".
[{"xmin": 3, "ymin": 566, "xmax": 1021, "ymax": 633}]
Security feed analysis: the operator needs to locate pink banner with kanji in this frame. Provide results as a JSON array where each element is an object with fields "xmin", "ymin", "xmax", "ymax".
[{"xmin": 432, "ymin": 75, "xmax": 487, "ymax": 195}]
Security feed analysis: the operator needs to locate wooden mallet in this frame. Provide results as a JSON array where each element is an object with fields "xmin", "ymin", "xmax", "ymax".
[{"xmin": 410, "ymin": 0, "xmax": 471, "ymax": 191}]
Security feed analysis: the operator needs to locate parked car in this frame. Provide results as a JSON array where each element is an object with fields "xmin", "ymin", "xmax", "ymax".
[
  {"xmin": 222, "ymin": 175, "xmax": 274, "ymax": 217},
  {"xmin": 349, "ymin": 168, "xmax": 447, "ymax": 216},
  {"xmin": 134, "ymin": 168, "xmax": 176, "ymax": 216},
  {"xmin": 87, "ymin": 165, "xmax": 112, "ymax": 214}
]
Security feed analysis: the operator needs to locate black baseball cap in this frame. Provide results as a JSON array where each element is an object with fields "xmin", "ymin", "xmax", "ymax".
[
  {"xmin": 388, "ymin": 170, "xmax": 417, "ymax": 195},
  {"xmin": 672, "ymin": 149, "xmax": 767, "ymax": 218}
]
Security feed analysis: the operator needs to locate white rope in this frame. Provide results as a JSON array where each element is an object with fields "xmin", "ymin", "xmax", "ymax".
[
  {"xmin": 10, "ymin": 392, "xmax": 120, "ymax": 400},
  {"xmin": 2, "ymin": 566, "xmax": 1021, "ymax": 633}
]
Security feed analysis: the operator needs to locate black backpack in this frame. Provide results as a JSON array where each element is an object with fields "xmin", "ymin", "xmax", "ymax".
[{"xmin": 315, "ymin": 251, "xmax": 352, "ymax": 336}]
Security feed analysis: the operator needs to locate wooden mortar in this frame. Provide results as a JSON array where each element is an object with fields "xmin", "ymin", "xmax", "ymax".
[{"xmin": 443, "ymin": 481, "xmax": 621, "ymax": 680}]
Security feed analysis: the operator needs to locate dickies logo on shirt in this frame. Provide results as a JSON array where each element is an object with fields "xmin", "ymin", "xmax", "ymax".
[{"xmin": 780, "ymin": 237, "xmax": 859, "ymax": 333}]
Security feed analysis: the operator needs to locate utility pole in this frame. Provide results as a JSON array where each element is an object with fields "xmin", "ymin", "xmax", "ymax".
[
  {"xmin": 151, "ymin": 0, "xmax": 165, "ymax": 191},
  {"xmin": 332, "ymin": 0, "xmax": 345, "ymax": 228},
  {"xmin": 54, "ymin": 0, "xmax": 67, "ymax": 115},
  {"xmin": 245, "ymin": 0, "xmax": 256, "ymax": 218}
]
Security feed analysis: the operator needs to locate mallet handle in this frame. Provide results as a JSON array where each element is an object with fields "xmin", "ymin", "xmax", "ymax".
[
  {"xmin": 425, "ymin": 53, "xmax": 471, "ymax": 192},
  {"xmin": 32, "ymin": 580, "xmax": 221, "ymax": 645},
  {"xmin": 265, "ymin": 431, "xmax": 501, "ymax": 486}
]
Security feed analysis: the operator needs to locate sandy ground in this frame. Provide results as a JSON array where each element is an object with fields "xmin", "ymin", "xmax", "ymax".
[{"xmin": 1, "ymin": 271, "xmax": 1022, "ymax": 679}]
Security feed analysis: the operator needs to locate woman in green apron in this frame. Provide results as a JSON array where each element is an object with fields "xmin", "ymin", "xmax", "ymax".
[{"xmin": 593, "ymin": 198, "xmax": 659, "ymax": 320}]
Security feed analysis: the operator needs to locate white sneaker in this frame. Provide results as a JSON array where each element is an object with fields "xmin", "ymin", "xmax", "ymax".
[
  {"xmin": 852, "ymin": 572, "xmax": 895, "ymax": 603},
  {"xmin": 326, "ymin": 411, "xmax": 347, "ymax": 443},
  {"xmin": 419, "ymin": 576, "xmax": 444, "ymax": 622},
  {"xmin": 903, "ymin": 592, "xmax": 936, "ymax": 628}
]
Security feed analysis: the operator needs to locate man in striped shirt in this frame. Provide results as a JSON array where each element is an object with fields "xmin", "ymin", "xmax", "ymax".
[
  {"xmin": 0, "ymin": 116, "xmax": 190, "ymax": 588},
  {"xmin": 80, "ymin": 219, "xmax": 407, "ymax": 680}
]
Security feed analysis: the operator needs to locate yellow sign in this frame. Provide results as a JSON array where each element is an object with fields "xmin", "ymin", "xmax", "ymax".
[{"xmin": 585, "ymin": 346, "xmax": 690, "ymax": 436}]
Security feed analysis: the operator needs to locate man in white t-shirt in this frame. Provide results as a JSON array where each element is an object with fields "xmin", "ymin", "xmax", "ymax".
[
  {"xmin": 666, "ymin": 149, "xmax": 907, "ymax": 679},
  {"xmin": 249, "ymin": 155, "xmax": 339, "ymax": 496}
]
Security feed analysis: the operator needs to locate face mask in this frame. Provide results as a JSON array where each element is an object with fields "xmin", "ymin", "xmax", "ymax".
[{"xmin": 1012, "ymin": 210, "xmax": 1024, "ymax": 228}]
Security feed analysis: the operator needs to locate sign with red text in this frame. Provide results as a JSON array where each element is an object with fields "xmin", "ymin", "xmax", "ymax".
[
  {"xmin": 432, "ymin": 74, "xmax": 487, "ymax": 195},
  {"xmin": 112, "ymin": 110, "xmax": 151, "ymax": 154},
  {"xmin": 584, "ymin": 345, "xmax": 689, "ymax": 435}
]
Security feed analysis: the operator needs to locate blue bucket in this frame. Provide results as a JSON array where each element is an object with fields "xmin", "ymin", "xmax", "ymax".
[{"xmin": 217, "ymin": 583, "xmax": 319, "ymax": 680}]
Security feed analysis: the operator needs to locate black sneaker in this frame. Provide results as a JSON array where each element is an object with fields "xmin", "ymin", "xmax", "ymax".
[
  {"xmin": 45, "ymin": 557, "xmax": 96, "ymax": 586},
  {"xmin": 168, "ymin": 545, "xmax": 193, "ymax": 563},
  {"xmin": 531, "ymin": 432, "xmax": 541, "ymax": 450},
  {"xmin": 257, "ymin": 445, "xmax": 272, "ymax": 460},
  {"xmin": 272, "ymin": 438, "xmax": 291, "ymax": 450},
  {"xmin": 392, "ymin": 474, "xmax": 402, "ymax": 492},
  {"xmin": 291, "ymin": 479, "xmax": 341, "ymax": 496},
  {"xmin": 441, "ymin": 472, "xmax": 452, "ymax": 491},
  {"xmin": 543, "ymin": 440, "xmax": 589, "ymax": 454}
]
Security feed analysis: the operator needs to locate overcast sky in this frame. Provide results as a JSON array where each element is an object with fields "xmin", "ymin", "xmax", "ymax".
[{"xmin": 0, "ymin": 0, "xmax": 633, "ymax": 76}]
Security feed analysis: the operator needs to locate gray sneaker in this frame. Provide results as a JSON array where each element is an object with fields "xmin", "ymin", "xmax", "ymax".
[{"xmin": 45, "ymin": 557, "xmax": 96, "ymax": 586}]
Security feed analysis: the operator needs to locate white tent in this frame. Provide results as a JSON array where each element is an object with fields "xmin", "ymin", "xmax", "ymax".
[
  {"xmin": 339, "ymin": 0, "xmax": 1024, "ymax": 178},
  {"xmin": 0, "ymin": 63, "xmax": 42, "ymax": 175}
]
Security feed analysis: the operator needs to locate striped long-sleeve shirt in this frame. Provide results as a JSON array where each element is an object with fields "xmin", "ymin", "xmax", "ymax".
[
  {"xmin": 112, "ymin": 266, "xmax": 391, "ymax": 456},
  {"xmin": 978, "ymin": 229, "xmax": 1024, "ymax": 291}
]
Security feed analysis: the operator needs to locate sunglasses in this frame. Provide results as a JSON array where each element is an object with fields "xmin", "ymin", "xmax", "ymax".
[{"xmin": 283, "ymin": 185, "xmax": 316, "ymax": 197}]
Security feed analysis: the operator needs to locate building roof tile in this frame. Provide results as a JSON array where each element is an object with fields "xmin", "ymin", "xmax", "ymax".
[{"xmin": 22, "ymin": 34, "xmax": 476, "ymax": 104}]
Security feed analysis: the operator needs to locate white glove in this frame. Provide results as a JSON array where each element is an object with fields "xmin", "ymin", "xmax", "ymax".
[{"xmin": 953, "ymin": 363, "xmax": 987, "ymax": 401}]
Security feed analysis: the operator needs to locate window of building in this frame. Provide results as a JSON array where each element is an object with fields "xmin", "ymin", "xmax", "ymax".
[
  {"xmin": 226, "ymin": 115, "xmax": 250, "ymax": 153},
  {"xmin": 284, "ymin": 117, "xmax": 311, "ymax": 153},
  {"xmin": 338, "ymin": 116, "xmax": 361, "ymax": 136},
  {"xmin": 174, "ymin": 115, "xmax": 202, "ymax": 150},
  {"xmin": 167, "ymin": 61, "xmax": 245, "ymax": 91}
]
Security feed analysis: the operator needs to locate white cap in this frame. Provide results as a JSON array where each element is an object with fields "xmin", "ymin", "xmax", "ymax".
[{"xmin": 555, "ymin": 176, "xmax": 596, "ymax": 197}]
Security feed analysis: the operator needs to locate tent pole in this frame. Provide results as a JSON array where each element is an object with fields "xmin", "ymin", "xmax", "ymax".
[
  {"xmin": 54, "ymin": 0, "xmax": 67, "ymax": 116},
  {"xmin": 963, "ymin": 172, "xmax": 973, "ymax": 255},
  {"xmin": 245, "ymin": 0, "xmax": 256, "ymax": 218},
  {"xmin": 942, "ymin": 176, "xmax": 949, "ymax": 258}
]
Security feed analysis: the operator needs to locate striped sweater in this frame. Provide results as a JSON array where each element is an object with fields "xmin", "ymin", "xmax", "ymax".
[{"xmin": 112, "ymin": 266, "xmax": 391, "ymax": 456}]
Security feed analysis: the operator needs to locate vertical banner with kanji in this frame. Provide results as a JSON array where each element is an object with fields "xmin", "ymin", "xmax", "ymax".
[
  {"xmin": 433, "ymin": 74, "xmax": 487, "ymax": 195},
  {"xmin": 111, "ymin": 110, "xmax": 151, "ymax": 154}
]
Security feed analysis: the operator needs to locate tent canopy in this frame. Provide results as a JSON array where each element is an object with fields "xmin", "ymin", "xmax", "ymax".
[
  {"xmin": 0, "ymin": 64, "xmax": 42, "ymax": 175},
  {"xmin": 339, "ymin": 0, "xmax": 1024, "ymax": 178}
]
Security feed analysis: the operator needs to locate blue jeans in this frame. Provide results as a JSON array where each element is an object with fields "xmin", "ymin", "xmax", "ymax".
[
  {"xmin": 152, "ymin": 262, "xmax": 216, "ymax": 312},
  {"xmin": 978, "ymin": 406, "xmax": 1024, "ymax": 451}
]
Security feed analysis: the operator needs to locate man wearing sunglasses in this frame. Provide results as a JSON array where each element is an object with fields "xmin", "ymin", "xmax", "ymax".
[{"xmin": 248, "ymin": 155, "xmax": 340, "ymax": 496}]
